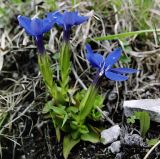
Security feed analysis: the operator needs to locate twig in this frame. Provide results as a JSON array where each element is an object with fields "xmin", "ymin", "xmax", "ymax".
[
  {"xmin": 96, "ymin": 107, "xmax": 115, "ymax": 126},
  {"xmin": 72, "ymin": 65, "xmax": 87, "ymax": 90},
  {"xmin": 143, "ymin": 140, "xmax": 160, "ymax": 159}
]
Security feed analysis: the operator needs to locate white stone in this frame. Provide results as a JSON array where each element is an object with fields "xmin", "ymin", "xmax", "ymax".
[
  {"xmin": 123, "ymin": 99, "xmax": 160, "ymax": 123},
  {"xmin": 101, "ymin": 125, "xmax": 120, "ymax": 145},
  {"xmin": 108, "ymin": 141, "xmax": 121, "ymax": 154}
]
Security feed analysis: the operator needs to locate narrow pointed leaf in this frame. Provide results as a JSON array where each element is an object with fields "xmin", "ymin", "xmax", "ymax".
[
  {"xmin": 135, "ymin": 111, "xmax": 150, "ymax": 137},
  {"xmin": 63, "ymin": 135, "xmax": 80, "ymax": 159},
  {"xmin": 79, "ymin": 86, "xmax": 98, "ymax": 122},
  {"xmin": 62, "ymin": 114, "xmax": 68, "ymax": 127},
  {"xmin": 81, "ymin": 130, "xmax": 100, "ymax": 143},
  {"xmin": 59, "ymin": 43, "xmax": 70, "ymax": 93}
]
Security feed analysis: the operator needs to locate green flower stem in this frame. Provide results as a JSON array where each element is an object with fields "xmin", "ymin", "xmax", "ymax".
[
  {"xmin": 59, "ymin": 42, "xmax": 71, "ymax": 95},
  {"xmin": 38, "ymin": 54, "xmax": 63, "ymax": 103}
]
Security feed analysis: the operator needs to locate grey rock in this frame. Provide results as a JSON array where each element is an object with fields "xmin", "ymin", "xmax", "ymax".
[
  {"xmin": 123, "ymin": 99, "xmax": 160, "ymax": 122},
  {"xmin": 101, "ymin": 125, "xmax": 120, "ymax": 145},
  {"xmin": 108, "ymin": 141, "xmax": 121, "ymax": 154}
]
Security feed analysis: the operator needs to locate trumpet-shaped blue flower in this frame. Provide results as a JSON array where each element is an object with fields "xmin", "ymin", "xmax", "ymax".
[
  {"xmin": 47, "ymin": 11, "xmax": 88, "ymax": 41},
  {"xmin": 85, "ymin": 44, "xmax": 137, "ymax": 81},
  {"xmin": 17, "ymin": 15, "xmax": 55, "ymax": 53}
]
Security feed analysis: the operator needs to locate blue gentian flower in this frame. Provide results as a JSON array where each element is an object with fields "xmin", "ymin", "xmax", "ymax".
[
  {"xmin": 85, "ymin": 44, "xmax": 137, "ymax": 81},
  {"xmin": 47, "ymin": 11, "xmax": 88, "ymax": 41},
  {"xmin": 17, "ymin": 15, "xmax": 55, "ymax": 54}
]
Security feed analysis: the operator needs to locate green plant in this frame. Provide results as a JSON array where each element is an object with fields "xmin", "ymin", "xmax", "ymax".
[
  {"xmin": 127, "ymin": 111, "xmax": 150, "ymax": 137},
  {"xmin": 18, "ymin": 10, "xmax": 137, "ymax": 159}
]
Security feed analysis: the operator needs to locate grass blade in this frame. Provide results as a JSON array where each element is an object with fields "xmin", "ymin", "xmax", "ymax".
[{"xmin": 88, "ymin": 29, "xmax": 160, "ymax": 41}]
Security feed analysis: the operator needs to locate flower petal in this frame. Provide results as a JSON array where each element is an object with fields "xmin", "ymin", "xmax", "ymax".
[
  {"xmin": 48, "ymin": 11, "xmax": 88, "ymax": 30},
  {"xmin": 104, "ymin": 48, "xmax": 122, "ymax": 69},
  {"xmin": 17, "ymin": 15, "xmax": 33, "ymax": 35},
  {"xmin": 72, "ymin": 12, "xmax": 88, "ymax": 25},
  {"xmin": 85, "ymin": 44, "xmax": 103, "ymax": 68},
  {"xmin": 105, "ymin": 71, "xmax": 128, "ymax": 81},
  {"xmin": 18, "ymin": 15, "xmax": 55, "ymax": 36},
  {"xmin": 30, "ymin": 18, "xmax": 44, "ymax": 35},
  {"xmin": 63, "ymin": 11, "xmax": 75, "ymax": 28},
  {"xmin": 47, "ymin": 11, "xmax": 64, "ymax": 27},
  {"xmin": 42, "ymin": 17, "xmax": 55, "ymax": 33},
  {"xmin": 111, "ymin": 68, "xmax": 138, "ymax": 74}
]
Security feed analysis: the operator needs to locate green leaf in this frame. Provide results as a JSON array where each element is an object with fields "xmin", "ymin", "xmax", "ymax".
[
  {"xmin": 38, "ymin": 54, "xmax": 62, "ymax": 102},
  {"xmin": 75, "ymin": 89, "xmax": 86, "ymax": 103},
  {"xmin": 66, "ymin": 106, "xmax": 79, "ymax": 114},
  {"xmin": 52, "ymin": 106, "xmax": 66, "ymax": 116},
  {"xmin": 11, "ymin": 0, "xmax": 21, "ymax": 4},
  {"xmin": 59, "ymin": 43, "xmax": 71, "ymax": 93},
  {"xmin": 78, "ymin": 86, "xmax": 98, "ymax": 122},
  {"xmin": 89, "ymin": 29, "xmax": 160, "ymax": 42},
  {"xmin": 81, "ymin": 130, "xmax": 100, "ymax": 143},
  {"xmin": 147, "ymin": 138, "xmax": 159, "ymax": 146},
  {"xmin": 55, "ymin": 127, "xmax": 61, "ymax": 142},
  {"xmin": 71, "ymin": 130, "xmax": 81, "ymax": 139},
  {"xmin": 42, "ymin": 101, "xmax": 53, "ymax": 114},
  {"xmin": 70, "ymin": 121, "xmax": 78, "ymax": 130},
  {"xmin": 91, "ymin": 109, "xmax": 102, "ymax": 121},
  {"xmin": 134, "ymin": 111, "xmax": 150, "ymax": 137},
  {"xmin": 127, "ymin": 115, "xmax": 136, "ymax": 124},
  {"xmin": 63, "ymin": 135, "xmax": 80, "ymax": 159},
  {"xmin": 79, "ymin": 125, "xmax": 89, "ymax": 134},
  {"xmin": 62, "ymin": 114, "xmax": 68, "ymax": 127},
  {"xmin": 93, "ymin": 94, "xmax": 104, "ymax": 108}
]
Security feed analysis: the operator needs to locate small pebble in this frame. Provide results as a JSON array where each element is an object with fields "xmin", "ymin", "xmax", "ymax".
[
  {"xmin": 108, "ymin": 91, "xmax": 117, "ymax": 102},
  {"xmin": 108, "ymin": 141, "xmax": 121, "ymax": 154},
  {"xmin": 101, "ymin": 125, "xmax": 121, "ymax": 145},
  {"xmin": 12, "ymin": 72, "xmax": 19, "ymax": 79}
]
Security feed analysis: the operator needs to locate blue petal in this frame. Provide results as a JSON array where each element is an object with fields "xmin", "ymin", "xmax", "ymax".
[
  {"xmin": 18, "ymin": 15, "xmax": 34, "ymax": 35},
  {"xmin": 69, "ymin": 11, "xmax": 88, "ymax": 26},
  {"xmin": 48, "ymin": 11, "xmax": 88, "ymax": 30},
  {"xmin": 42, "ymin": 17, "xmax": 55, "ymax": 33},
  {"xmin": 30, "ymin": 18, "xmax": 44, "ymax": 35},
  {"xmin": 111, "ymin": 68, "xmax": 138, "ymax": 74},
  {"xmin": 105, "ymin": 71, "xmax": 128, "ymax": 81},
  {"xmin": 47, "ymin": 11, "xmax": 64, "ymax": 27},
  {"xmin": 104, "ymin": 48, "xmax": 122, "ymax": 69},
  {"xmin": 85, "ymin": 44, "xmax": 104, "ymax": 68},
  {"xmin": 18, "ymin": 15, "xmax": 55, "ymax": 36},
  {"xmin": 63, "ymin": 11, "xmax": 75, "ymax": 29}
]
